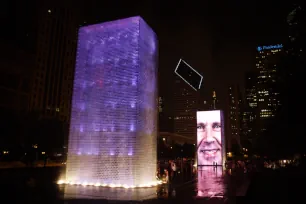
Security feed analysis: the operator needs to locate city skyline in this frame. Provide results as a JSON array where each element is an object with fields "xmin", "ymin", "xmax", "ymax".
[
  {"xmin": 1, "ymin": 1, "xmax": 306, "ymax": 203},
  {"xmin": 0, "ymin": 0, "xmax": 305, "ymax": 157}
]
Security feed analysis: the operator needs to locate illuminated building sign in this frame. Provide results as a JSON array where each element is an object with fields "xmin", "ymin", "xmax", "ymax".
[{"xmin": 257, "ymin": 44, "xmax": 283, "ymax": 51}]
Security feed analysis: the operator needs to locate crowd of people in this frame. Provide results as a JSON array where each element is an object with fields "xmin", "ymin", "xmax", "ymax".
[
  {"xmin": 157, "ymin": 159, "xmax": 196, "ymax": 183},
  {"xmin": 225, "ymin": 159, "xmax": 261, "ymax": 175},
  {"xmin": 156, "ymin": 158, "xmax": 262, "ymax": 184}
]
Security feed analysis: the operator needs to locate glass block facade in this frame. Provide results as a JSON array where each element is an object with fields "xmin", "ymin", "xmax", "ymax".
[{"xmin": 65, "ymin": 16, "xmax": 158, "ymax": 186}]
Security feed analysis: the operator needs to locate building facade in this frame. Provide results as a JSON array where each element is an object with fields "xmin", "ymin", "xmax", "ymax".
[
  {"xmin": 255, "ymin": 44, "xmax": 283, "ymax": 132},
  {"xmin": 173, "ymin": 76, "xmax": 199, "ymax": 140},
  {"xmin": 158, "ymin": 96, "xmax": 174, "ymax": 132},
  {"xmin": 241, "ymin": 71, "xmax": 257, "ymax": 142},
  {"xmin": 29, "ymin": 0, "xmax": 82, "ymax": 123},
  {"xmin": 226, "ymin": 85, "xmax": 242, "ymax": 150},
  {"xmin": 242, "ymin": 44, "xmax": 284, "ymax": 148}
]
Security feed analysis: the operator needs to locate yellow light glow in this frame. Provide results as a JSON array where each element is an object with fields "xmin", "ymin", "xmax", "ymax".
[
  {"xmin": 57, "ymin": 180, "xmax": 65, "ymax": 184},
  {"xmin": 57, "ymin": 180, "xmax": 161, "ymax": 188},
  {"xmin": 227, "ymin": 152, "xmax": 233, "ymax": 157}
]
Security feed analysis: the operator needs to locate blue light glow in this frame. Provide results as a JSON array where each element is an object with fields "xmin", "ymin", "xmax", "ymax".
[{"xmin": 257, "ymin": 44, "xmax": 283, "ymax": 51}]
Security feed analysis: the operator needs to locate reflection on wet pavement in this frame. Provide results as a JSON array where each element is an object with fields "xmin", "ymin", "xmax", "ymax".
[
  {"xmin": 197, "ymin": 166, "xmax": 225, "ymax": 198},
  {"xmin": 62, "ymin": 166, "xmax": 232, "ymax": 201},
  {"xmin": 63, "ymin": 184, "xmax": 159, "ymax": 201},
  {"xmin": 0, "ymin": 166, "xmax": 250, "ymax": 203}
]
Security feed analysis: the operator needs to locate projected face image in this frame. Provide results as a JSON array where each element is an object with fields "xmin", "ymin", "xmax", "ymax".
[{"xmin": 197, "ymin": 111, "xmax": 222, "ymax": 166}]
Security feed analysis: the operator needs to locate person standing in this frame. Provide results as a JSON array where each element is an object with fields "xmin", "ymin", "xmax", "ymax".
[
  {"xmin": 171, "ymin": 161, "xmax": 177, "ymax": 181},
  {"xmin": 43, "ymin": 154, "xmax": 48, "ymax": 168}
]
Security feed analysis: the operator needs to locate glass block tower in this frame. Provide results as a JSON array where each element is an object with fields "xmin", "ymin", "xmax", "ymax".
[{"xmin": 65, "ymin": 16, "xmax": 158, "ymax": 186}]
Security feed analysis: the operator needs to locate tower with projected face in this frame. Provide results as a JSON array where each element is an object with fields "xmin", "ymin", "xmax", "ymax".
[
  {"xmin": 196, "ymin": 110, "xmax": 226, "ymax": 167},
  {"xmin": 65, "ymin": 16, "xmax": 158, "ymax": 186}
]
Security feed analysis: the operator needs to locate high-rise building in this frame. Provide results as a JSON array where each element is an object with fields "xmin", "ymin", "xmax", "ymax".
[
  {"xmin": 226, "ymin": 85, "xmax": 242, "ymax": 149},
  {"xmin": 212, "ymin": 90, "xmax": 217, "ymax": 110},
  {"xmin": 241, "ymin": 72, "xmax": 257, "ymax": 141},
  {"xmin": 173, "ymin": 76, "xmax": 199, "ymax": 139},
  {"xmin": 65, "ymin": 17, "xmax": 158, "ymax": 186},
  {"xmin": 245, "ymin": 72, "xmax": 257, "ymax": 109},
  {"xmin": 255, "ymin": 44, "xmax": 283, "ymax": 132},
  {"xmin": 158, "ymin": 96, "xmax": 174, "ymax": 132},
  {"xmin": 29, "ymin": 0, "xmax": 82, "ymax": 123},
  {"xmin": 197, "ymin": 90, "xmax": 219, "ymax": 111}
]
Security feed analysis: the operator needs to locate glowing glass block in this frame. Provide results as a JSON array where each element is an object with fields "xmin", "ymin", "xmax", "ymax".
[{"xmin": 65, "ymin": 16, "xmax": 158, "ymax": 187}]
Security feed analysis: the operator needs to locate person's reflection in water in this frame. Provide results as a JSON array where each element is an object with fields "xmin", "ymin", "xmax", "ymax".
[{"xmin": 197, "ymin": 166, "xmax": 225, "ymax": 198}]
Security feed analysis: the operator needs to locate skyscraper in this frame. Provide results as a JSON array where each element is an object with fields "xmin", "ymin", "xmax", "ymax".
[
  {"xmin": 226, "ymin": 85, "xmax": 242, "ymax": 150},
  {"xmin": 173, "ymin": 76, "xmax": 199, "ymax": 139},
  {"xmin": 158, "ymin": 96, "xmax": 174, "ymax": 132},
  {"xmin": 197, "ymin": 90, "xmax": 218, "ymax": 111},
  {"xmin": 29, "ymin": 0, "xmax": 82, "ymax": 123},
  {"xmin": 245, "ymin": 72, "xmax": 258, "ymax": 109},
  {"xmin": 212, "ymin": 90, "xmax": 217, "ymax": 110},
  {"xmin": 65, "ymin": 16, "xmax": 158, "ymax": 186},
  {"xmin": 255, "ymin": 44, "xmax": 283, "ymax": 132},
  {"xmin": 241, "ymin": 72, "xmax": 257, "ymax": 141}
]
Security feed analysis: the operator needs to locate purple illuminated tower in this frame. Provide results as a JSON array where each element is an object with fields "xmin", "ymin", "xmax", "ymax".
[{"xmin": 65, "ymin": 16, "xmax": 158, "ymax": 187}]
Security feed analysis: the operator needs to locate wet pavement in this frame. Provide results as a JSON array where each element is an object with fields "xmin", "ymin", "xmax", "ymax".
[
  {"xmin": 246, "ymin": 165, "xmax": 306, "ymax": 204},
  {"xmin": 0, "ymin": 166, "xmax": 251, "ymax": 203}
]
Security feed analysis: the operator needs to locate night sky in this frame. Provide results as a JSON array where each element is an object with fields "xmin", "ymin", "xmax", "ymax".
[
  {"xmin": 85, "ymin": 0, "xmax": 290, "ymax": 106},
  {"xmin": 2, "ymin": 0, "xmax": 292, "ymax": 106}
]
